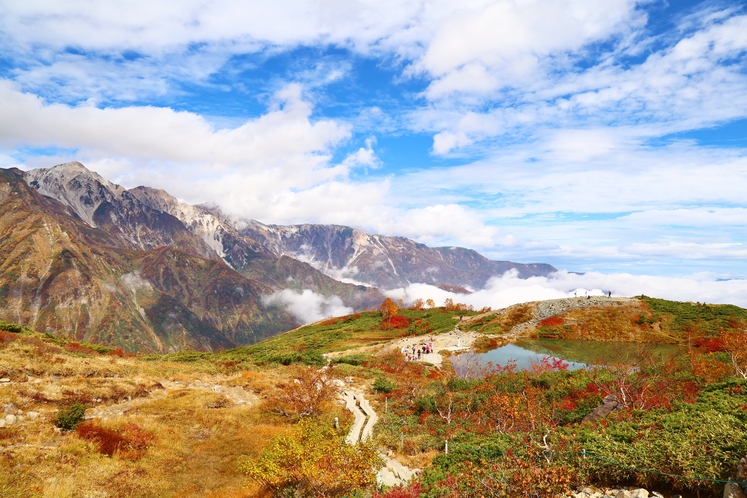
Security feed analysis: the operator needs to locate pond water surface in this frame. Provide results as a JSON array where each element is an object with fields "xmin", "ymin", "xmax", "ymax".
[{"xmin": 451, "ymin": 339, "xmax": 684, "ymax": 377}]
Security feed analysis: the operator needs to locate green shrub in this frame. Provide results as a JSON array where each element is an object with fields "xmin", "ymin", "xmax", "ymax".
[
  {"xmin": 268, "ymin": 351, "xmax": 326, "ymax": 367},
  {"xmin": 373, "ymin": 376, "xmax": 397, "ymax": 394},
  {"xmin": 0, "ymin": 320, "xmax": 22, "ymax": 333},
  {"xmin": 331, "ymin": 354, "xmax": 367, "ymax": 366},
  {"xmin": 55, "ymin": 402, "xmax": 87, "ymax": 431}
]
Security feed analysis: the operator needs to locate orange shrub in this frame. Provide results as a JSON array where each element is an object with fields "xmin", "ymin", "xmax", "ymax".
[
  {"xmin": 76, "ymin": 422, "xmax": 154, "ymax": 460},
  {"xmin": 539, "ymin": 316, "xmax": 564, "ymax": 327}
]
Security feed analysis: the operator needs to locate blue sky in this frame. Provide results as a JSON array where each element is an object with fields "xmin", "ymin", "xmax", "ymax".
[{"xmin": 0, "ymin": 0, "xmax": 746, "ymax": 286}]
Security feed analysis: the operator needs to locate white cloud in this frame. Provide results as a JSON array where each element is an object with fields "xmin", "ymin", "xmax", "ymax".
[
  {"xmin": 0, "ymin": 81, "xmax": 349, "ymax": 169},
  {"xmin": 262, "ymin": 289, "xmax": 353, "ymax": 324},
  {"xmin": 415, "ymin": 10, "xmax": 747, "ymax": 154},
  {"xmin": 341, "ymin": 137, "xmax": 381, "ymax": 170},
  {"xmin": 416, "ymin": 0, "xmax": 642, "ymax": 98},
  {"xmin": 386, "ymin": 269, "xmax": 747, "ymax": 309},
  {"xmin": 0, "ymin": 80, "xmax": 397, "ymax": 223},
  {"xmin": 369, "ymin": 204, "xmax": 503, "ymax": 247}
]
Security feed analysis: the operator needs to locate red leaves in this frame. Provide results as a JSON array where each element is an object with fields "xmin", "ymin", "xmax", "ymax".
[
  {"xmin": 76, "ymin": 422, "xmax": 154, "ymax": 460},
  {"xmin": 692, "ymin": 336, "xmax": 726, "ymax": 352},
  {"xmin": 381, "ymin": 315, "xmax": 410, "ymax": 329},
  {"xmin": 539, "ymin": 316, "xmax": 564, "ymax": 327},
  {"xmin": 64, "ymin": 342, "xmax": 96, "ymax": 355},
  {"xmin": 373, "ymin": 482, "xmax": 423, "ymax": 498}
]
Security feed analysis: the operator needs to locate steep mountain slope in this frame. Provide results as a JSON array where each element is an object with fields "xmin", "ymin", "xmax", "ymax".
[
  {"xmin": 239, "ymin": 222, "xmax": 556, "ymax": 289},
  {"xmin": 0, "ymin": 167, "xmax": 294, "ymax": 352},
  {"xmin": 126, "ymin": 184, "xmax": 383, "ymax": 308}
]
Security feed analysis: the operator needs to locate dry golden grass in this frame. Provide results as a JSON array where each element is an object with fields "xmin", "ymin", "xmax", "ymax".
[{"xmin": 0, "ymin": 334, "xmax": 353, "ymax": 497}]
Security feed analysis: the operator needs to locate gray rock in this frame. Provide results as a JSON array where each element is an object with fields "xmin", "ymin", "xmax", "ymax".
[
  {"xmin": 4, "ymin": 414, "xmax": 17, "ymax": 425},
  {"xmin": 583, "ymin": 393, "xmax": 622, "ymax": 423},
  {"xmin": 0, "ymin": 419, "xmax": 5, "ymax": 428},
  {"xmin": 725, "ymin": 484, "xmax": 746, "ymax": 498},
  {"xmin": 630, "ymin": 489, "xmax": 649, "ymax": 498},
  {"xmin": 27, "ymin": 411, "xmax": 39, "ymax": 420},
  {"xmin": 0, "ymin": 378, "xmax": 10, "ymax": 383},
  {"xmin": 725, "ymin": 454, "xmax": 747, "ymax": 498},
  {"xmin": 4, "ymin": 403, "xmax": 15, "ymax": 414}
]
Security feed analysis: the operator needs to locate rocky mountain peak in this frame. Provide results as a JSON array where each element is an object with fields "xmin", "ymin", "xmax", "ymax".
[{"xmin": 24, "ymin": 162, "xmax": 125, "ymax": 228}]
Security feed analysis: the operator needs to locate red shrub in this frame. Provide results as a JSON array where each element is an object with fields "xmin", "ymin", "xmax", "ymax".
[
  {"xmin": 539, "ymin": 316, "xmax": 564, "ymax": 327},
  {"xmin": 559, "ymin": 396, "xmax": 577, "ymax": 411},
  {"xmin": 76, "ymin": 422, "xmax": 126, "ymax": 456},
  {"xmin": 107, "ymin": 347, "xmax": 125, "ymax": 357},
  {"xmin": 381, "ymin": 315, "xmax": 410, "ymax": 330},
  {"xmin": 692, "ymin": 336, "xmax": 726, "ymax": 352},
  {"xmin": 65, "ymin": 343, "xmax": 96, "ymax": 355},
  {"xmin": 374, "ymin": 482, "xmax": 423, "ymax": 498},
  {"xmin": 76, "ymin": 422, "xmax": 154, "ymax": 460},
  {"xmin": 0, "ymin": 330, "xmax": 18, "ymax": 346}
]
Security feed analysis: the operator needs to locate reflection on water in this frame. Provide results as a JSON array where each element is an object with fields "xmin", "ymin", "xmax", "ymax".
[{"xmin": 451, "ymin": 339, "xmax": 684, "ymax": 378}]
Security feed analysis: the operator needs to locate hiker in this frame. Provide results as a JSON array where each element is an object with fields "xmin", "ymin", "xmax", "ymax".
[
  {"xmin": 417, "ymin": 350, "xmax": 421, "ymax": 360},
  {"xmin": 608, "ymin": 291, "xmax": 612, "ymax": 297}
]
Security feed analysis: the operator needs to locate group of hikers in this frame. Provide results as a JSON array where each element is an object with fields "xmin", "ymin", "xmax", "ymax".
[{"xmin": 401, "ymin": 340, "xmax": 434, "ymax": 361}]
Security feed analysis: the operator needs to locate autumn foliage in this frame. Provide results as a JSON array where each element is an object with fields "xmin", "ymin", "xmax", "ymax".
[
  {"xmin": 241, "ymin": 418, "xmax": 382, "ymax": 498},
  {"xmin": 76, "ymin": 422, "xmax": 154, "ymax": 460},
  {"xmin": 379, "ymin": 297, "xmax": 399, "ymax": 318},
  {"xmin": 381, "ymin": 314, "xmax": 410, "ymax": 329},
  {"xmin": 266, "ymin": 366, "xmax": 339, "ymax": 419}
]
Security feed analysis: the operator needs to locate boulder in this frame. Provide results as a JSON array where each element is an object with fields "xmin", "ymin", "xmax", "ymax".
[
  {"xmin": 583, "ymin": 394, "xmax": 621, "ymax": 423},
  {"xmin": 724, "ymin": 455, "xmax": 747, "ymax": 498}
]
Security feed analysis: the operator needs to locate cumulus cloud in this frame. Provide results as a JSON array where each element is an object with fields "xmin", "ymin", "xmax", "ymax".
[
  {"xmin": 385, "ymin": 270, "xmax": 747, "ymax": 310},
  {"xmin": 262, "ymin": 289, "xmax": 354, "ymax": 324},
  {"xmin": 415, "ymin": 0, "xmax": 642, "ymax": 98},
  {"xmin": 0, "ymin": 80, "xmax": 395, "ymax": 223},
  {"xmin": 414, "ymin": 9, "xmax": 747, "ymax": 154},
  {"xmin": 0, "ymin": 81, "xmax": 349, "ymax": 169}
]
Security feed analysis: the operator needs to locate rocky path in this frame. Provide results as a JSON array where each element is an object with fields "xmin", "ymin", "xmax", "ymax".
[{"xmin": 341, "ymin": 389, "xmax": 419, "ymax": 488}]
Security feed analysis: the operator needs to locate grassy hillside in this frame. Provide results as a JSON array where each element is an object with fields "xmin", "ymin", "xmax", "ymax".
[
  {"xmin": 228, "ymin": 307, "xmax": 479, "ymax": 365},
  {"xmin": 2, "ymin": 297, "xmax": 747, "ymax": 497}
]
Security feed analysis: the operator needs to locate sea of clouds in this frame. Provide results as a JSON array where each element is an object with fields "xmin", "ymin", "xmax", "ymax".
[{"xmin": 268, "ymin": 270, "xmax": 747, "ymax": 324}]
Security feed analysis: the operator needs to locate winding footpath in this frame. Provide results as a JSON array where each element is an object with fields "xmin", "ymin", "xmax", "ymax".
[{"xmin": 341, "ymin": 389, "xmax": 418, "ymax": 488}]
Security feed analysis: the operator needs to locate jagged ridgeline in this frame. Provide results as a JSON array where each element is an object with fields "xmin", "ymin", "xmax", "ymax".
[{"xmin": 0, "ymin": 162, "xmax": 555, "ymax": 352}]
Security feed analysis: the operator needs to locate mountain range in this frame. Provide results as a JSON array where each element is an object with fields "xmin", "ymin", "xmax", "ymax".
[{"xmin": 0, "ymin": 162, "xmax": 555, "ymax": 352}]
